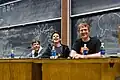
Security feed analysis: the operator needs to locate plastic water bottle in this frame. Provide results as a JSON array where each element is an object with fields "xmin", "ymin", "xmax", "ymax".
[
  {"xmin": 10, "ymin": 49, "xmax": 15, "ymax": 58},
  {"xmin": 50, "ymin": 46, "xmax": 57, "ymax": 59},
  {"xmin": 83, "ymin": 44, "xmax": 88, "ymax": 55},
  {"xmin": 100, "ymin": 43, "xmax": 105, "ymax": 57}
]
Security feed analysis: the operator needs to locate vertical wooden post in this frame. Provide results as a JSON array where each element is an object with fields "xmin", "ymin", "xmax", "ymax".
[{"xmin": 61, "ymin": 0, "xmax": 68, "ymax": 45}]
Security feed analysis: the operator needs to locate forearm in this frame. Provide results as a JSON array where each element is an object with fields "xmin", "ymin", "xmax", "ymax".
[
  {"xmin": 85, "ymin": 52, "xmax": 101, "ymax": 58},
  {"xmin": 70, "ymin": 50, "xmax": 101, "ymax": 59}
]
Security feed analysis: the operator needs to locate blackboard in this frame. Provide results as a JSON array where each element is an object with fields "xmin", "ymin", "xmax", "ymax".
[
  {"xmin": 71, "ymin": 0, "xmax": 120, "ymax": 15},
  {"xmin": 0, "ymin": 0, "xmax": 15, "ymax": 4},
  {"xmin": 0, "ymin": 20, "xmax": 61, "ymax": 57},
  {"xmin": 71, "ymin": 10, "xmax": 120, "ymax": 50},
  {"xmin": 0, "ymin": 0, "xmax": 61, "ymax": 27}
]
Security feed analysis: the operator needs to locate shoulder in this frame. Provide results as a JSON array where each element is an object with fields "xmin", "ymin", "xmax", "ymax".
[
  {"xmin": 61, "ymin": 44, "xmax": 70, "ymax": 52},
  {"xmin": 61, "ymin": 44, "xmax": 70, "ymax": 50},
  {"xmin": 72, "ymin": 39, "xmax": 82, "ymax": 48},
  {"xmin": 61, "ymin": 44, "xmax": 69, "ymax": 48},
  {"xmin": 90, "ymin": 37, "xmax": 100, "ymax": 42},
  {"xmin": 74, "ymin": 39, "xmax": 82, "ymax": 43},
  {"xmin": 47, "ymin": 44, "xmax": 52, "ymax": 48},
  {"xmin": 48, "ymin": 43, "xmax": 52, "ymax": 46},
  {"xmin": 90, "ymin": 37, "xmax": 101, "ymax": 45},
  {"xmin": 44, "ymin": 44, "xmax": 52, "ymax": 51}
]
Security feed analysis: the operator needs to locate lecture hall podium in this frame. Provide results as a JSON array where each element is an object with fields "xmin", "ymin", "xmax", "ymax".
[
  {"xmin": 0, "ymin": 58, "xmax": 120, "ymax": 80},
  {"xmin": 39, "ymin": 58, "xmax": 120, "ymax": 80},
  {"xmin": 0, "ymin": 59, "xmax": 42, "ymax": 80}
]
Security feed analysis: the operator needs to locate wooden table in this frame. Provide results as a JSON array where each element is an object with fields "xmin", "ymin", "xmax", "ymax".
[{"xmin": 0, "ymin": 58, "xmax": 120, "ymax": 80}]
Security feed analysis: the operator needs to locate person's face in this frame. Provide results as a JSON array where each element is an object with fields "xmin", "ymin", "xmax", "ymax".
[
  {"xmin": 78, "ymin": 23, "xmax": 90, "ymax": 40},
  {"xmin": 52, "ymin": 33, "xmax": 61, "ymax": 43},
  {"xmin": 32, "ymin": 42, "xmax": 40, "ymax": 51}
]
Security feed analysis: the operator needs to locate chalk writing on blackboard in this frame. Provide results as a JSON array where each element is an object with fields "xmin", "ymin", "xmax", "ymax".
[
  {"xmin": 97, "ymin": 13, "xmax": 120, "ymax": 43},
  {"xmin": 0, "ymin": 21, "xmax": 61, "ymax": 56}
]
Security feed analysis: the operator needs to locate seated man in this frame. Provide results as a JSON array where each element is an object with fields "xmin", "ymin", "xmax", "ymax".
[
  {"xmin": 43, "ymin": 32, "xmax": 70, "ymax": 58},
  {"xmin": 26, "ymin": 40, "xmax": 44, "ymax": 58},
  {"xmin": 70, "ymin": 19, "xmax": 101, "ymax": 59}
]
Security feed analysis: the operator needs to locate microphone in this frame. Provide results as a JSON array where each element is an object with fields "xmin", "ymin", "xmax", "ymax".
[{"xmin": 27, "ymin": 46, "xmax": 32, "ymax": 49}]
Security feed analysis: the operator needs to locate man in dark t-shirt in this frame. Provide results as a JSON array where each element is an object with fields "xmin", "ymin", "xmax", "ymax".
[
  {"xmin": 72, "ymin": 37, "xmax": 101, "ymax": 55},
  {"xmin": 70, "ymin": 19, "xmax": 101, "ymax": 59}
]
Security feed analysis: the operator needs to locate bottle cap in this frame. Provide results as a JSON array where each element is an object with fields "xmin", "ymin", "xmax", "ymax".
[
  {"xmin": 11, "ymin": 49, "xmax": 14, "ymax": 53},
  {"xmin": 101, "ymin": 43, "xmax": 104, "ymax": 47},
  {"xmin": 52, "ymin": 46, "xmax": 55, "ymax": 50},
  {"xmin": 84, "ymin": 44, "xmax": 87, "ymax": 47}
]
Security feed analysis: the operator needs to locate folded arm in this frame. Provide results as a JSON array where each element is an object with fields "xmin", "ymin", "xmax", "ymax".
[
  {"xmin": 84, "ymin": 52, "xmax": 101, "ymax": 58},
  {"xmin": 70, "ymin": 50, "xmax": 101, "ymax": 59}
]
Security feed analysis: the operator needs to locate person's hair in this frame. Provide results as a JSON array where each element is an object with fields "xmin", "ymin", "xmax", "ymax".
[
  {"xmin": 76, "ymin": 18, "xmax": 92, "ymax": 32},
  {"xmin": 32, "ymin": 40, "xmax": 40, "ymax": 45},
  {"xmin": 51, "ymin": 31, "xmax": 61, "ymax": 39}
]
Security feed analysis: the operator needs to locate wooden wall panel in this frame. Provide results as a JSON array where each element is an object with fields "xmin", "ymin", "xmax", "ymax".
[
  {"xmin": 101, "ymin": 63, "xmax": 120, "ymax": 80},
  {"xmin": 61, "ymin": 0, "xmax": 68, "ymax": 45},
  {"xmin": 42, "ymin": 63, "xmax": 101, "ymax": 80},
  {"xmin": 10, "ymin": 63, "xmax": 32, "ymax": 80},
  {"xmin": 42, "ymin": 63, "xmax": 70, "ymax": 80},
  {"xmin": 0, "ymin": 59, "xmax": 120, "ymax": 80},
  {"xmin": 0, "ymin": 63, "xmax": 10, "ymax": 80},
  {"xmin": 69, "ymin": 63, "xmax": 101, "ymax": 80}
]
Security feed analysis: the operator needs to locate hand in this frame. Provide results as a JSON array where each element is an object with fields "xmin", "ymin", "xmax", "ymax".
[
  {"xmin": 74, "ymin": 54, "xmax": 85, "ymax": 59},
  {"xmin": 84, "ymin": 55, "xmax": 88, "ymax": 59},
  {"xmin": 74, "ymin": 54, "xmax": 80, "ymax": 59},
  {"xmin": 50, "ymin": 56, "xmax": 54, "ymax": 59},
  {"xmin": 80, "ymin": 47, "xmax": 84, "ymax": 54},
  {"xmin": 80, "ymin": 47, "xmax": 89, "ymax": 54},
  {"xmin": 78, "ymin": 55, "xmax": 85, "ymax": 58},
  {"xmin": 50, "ymin": 56, "xmax": 58, "ymax": 59}
]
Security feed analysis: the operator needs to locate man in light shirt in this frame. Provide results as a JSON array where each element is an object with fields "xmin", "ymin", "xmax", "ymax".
[{"xmin": 27, "ymin": 40, "xmax": 44, "ymax": 58}]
